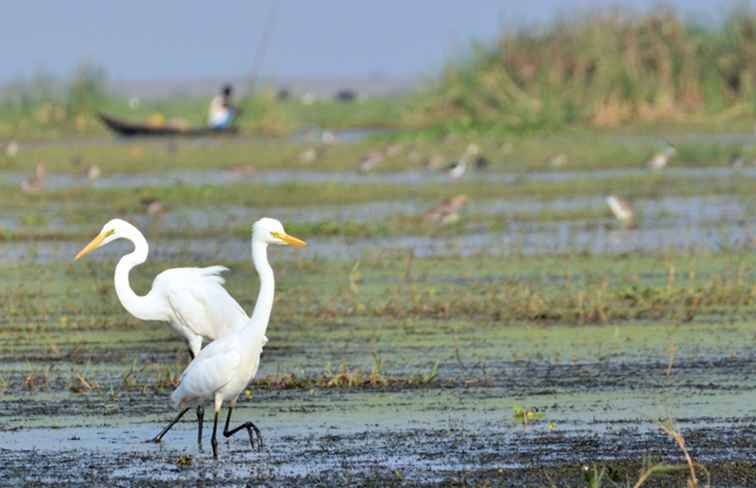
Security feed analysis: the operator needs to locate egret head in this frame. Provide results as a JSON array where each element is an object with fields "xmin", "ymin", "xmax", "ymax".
[
  {"xmin": 253, "ymin": 217, "xmax": 306, "ymax": 247},
  {"xmin": 74, "ymin": 218, "xmax": 136, "ymax": 260}
]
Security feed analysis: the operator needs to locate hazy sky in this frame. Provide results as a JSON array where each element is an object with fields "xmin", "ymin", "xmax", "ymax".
[{"xmin": 1, "ymin": 0, "xmax": 751, "ymax": 82}]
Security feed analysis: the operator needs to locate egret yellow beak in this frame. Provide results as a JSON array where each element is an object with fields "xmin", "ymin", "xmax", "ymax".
[
  {"xmin": 74, "ymin": 229, "xmax": 114, "ymax": 260},
  {"xmin": 271, "ymin": 231, "xmax": 307, "ymax": 247}
]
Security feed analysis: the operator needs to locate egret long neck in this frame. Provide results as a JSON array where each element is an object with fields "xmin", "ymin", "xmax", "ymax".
[
  {"xmin": 248, "ymin": 239, "xmax": 275, "ymax": 335},
  {"xmin": 114, "ymin": 231, "xmax": 160, "ymax": 321}
]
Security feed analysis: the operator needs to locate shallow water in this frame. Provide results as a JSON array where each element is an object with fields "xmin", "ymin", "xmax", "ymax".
[
  {"xmin": 2, "ymin": 165, "xmax": 754, "ymax": 191},
  {"xmin": 1, "ymin": 318, "xmax": 754, "ymax": 485},
  {"xmin": 3, "ymin": 217, "xmax": 753, "ymax": 265}
]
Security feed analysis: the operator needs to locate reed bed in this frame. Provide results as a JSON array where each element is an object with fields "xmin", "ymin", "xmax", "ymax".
[{"xmin": 409, "ymin": 9, "xmax": 756, "ymax": 131}]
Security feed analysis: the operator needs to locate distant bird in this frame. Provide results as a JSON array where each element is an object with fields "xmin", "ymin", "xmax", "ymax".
[
  {"xmin": 140, "ymin": 197, "xmax": 165, "ymax": 217},
  {"xmin": 385, "ymin": 143, "xmax": 404, "ymax": 158},
  {"xmin": 606, "ymin": 195, "xmax": 636, "ymax": 227},
  {"xmin": 547, "ymin": 153, "xmax": 568, "ymax": 168},
  {"xmin": 21, "ymin": 162, "xmax": 46, "ymax": 194},
  {"xmin": 359, "ymin": 151, "xmax": 385, "ymax": 173},
  {"xmin": 423, "ymin": 194, "xmax": 468, "ymax": 225},
  {"xmin": 299, "ymin": 147, "xmax": 323, "ymax": 164},
  {"xmin": 445, "ymin": 159, "xmax": 467, "ymax": 179},
  {"xmin": 5, "ymin": 141, "xmax": 19, "ymax": 158},
  {"xmin": 85, "ymin": 164, "xmax": 101, "ymax": 182},
  {"xmin": 729, "ymin": 152, "xmax": 745, "ymax": 168},
  {"xmin": 444, "ymin": 144, "xmax": 486, "ymax": 179},
  {"xmin": 321, "ymin": 131, "xmax": 338, "ymax": 145},
  {"xmin": 647, "ymin": 146, "xmax": 676, "ymax": 171}
]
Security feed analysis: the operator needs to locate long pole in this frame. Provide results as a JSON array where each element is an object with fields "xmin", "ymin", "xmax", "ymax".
[{"xmin": 249, "ymin": 0, "xmax": 280, "ymax": 91}]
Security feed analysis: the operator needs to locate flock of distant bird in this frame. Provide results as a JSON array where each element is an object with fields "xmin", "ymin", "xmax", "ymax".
[
  {"xmin": 6, "ymin": 137, "xmax": 740, "ymax": 231},
  {"xmin": 20, "ymin": 161, "xmax": 101, "ymax": 194}
]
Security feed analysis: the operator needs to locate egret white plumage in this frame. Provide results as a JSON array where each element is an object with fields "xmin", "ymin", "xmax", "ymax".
[
  {"xmin": 74, "ymin": 218, "xmax": 253, "ymax": 446},
  {"xmin": 166, "ymin": 218, "xmax": 306, "ymax": 458},
  {"xmin": 74, "ymin": 218, "xmax": 249, "ymax": 356}
]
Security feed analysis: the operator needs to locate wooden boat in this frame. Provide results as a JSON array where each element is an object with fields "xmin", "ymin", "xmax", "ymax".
[{"xmin": 98, "ymin": 112, "xmax": 238, "ymax": 137}]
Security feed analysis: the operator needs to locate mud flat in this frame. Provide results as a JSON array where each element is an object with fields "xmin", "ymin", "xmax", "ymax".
[{"xmin": 0, "ymin": 315, "xmax": 754, "ymax": 486}]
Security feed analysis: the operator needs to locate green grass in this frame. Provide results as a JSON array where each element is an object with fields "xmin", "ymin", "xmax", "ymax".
[
  {"xmin": 2, "ymin": 252, "xmax": 753, "ymax": 332},
  {"xmin": 409, "ymin": 8, "xmax": 756, "ymax": 133},
  {"xmin": 3, "ymin": 129, "xmax": 754, "ymax": 179}
]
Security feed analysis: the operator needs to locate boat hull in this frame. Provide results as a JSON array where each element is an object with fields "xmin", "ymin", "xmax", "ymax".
[{"xmin": 98, "ymin": 113, "xmax": 238, "ymax": 137}]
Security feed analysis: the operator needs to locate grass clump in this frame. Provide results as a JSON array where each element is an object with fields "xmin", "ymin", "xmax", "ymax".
[{"xmin": 410, "ymin": 8, "xmax": 756, "ymax": 133}]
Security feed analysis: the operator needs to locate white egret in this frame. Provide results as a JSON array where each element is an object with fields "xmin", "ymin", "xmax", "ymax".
[
  {"xmin": 74, "ymin": 218, "xmax": 251, "ymax": 446},
  {"xmin": 165, "ymin": 218, "xmax": 306, "ymax": 458}
]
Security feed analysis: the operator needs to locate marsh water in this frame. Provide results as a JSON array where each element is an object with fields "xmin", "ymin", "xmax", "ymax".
[
  {"xmin": 1, "ymin": 134, "xmax": 755, "ymax": 485},
  {"xmin": 1, "ymin": 314, "xmax": 754, "ymax": 485}
]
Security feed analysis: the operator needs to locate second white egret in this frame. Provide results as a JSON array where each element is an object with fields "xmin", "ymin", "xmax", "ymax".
[{"xmin": 166, "ymin": 218, "xmax": 306, "ymax": 458}]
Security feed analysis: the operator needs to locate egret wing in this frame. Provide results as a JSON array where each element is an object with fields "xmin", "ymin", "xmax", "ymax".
[
  {"xmin": 157, "ymin": 266, "xmax": 249, "ymax": 340},
  {"xmin": 172, "ymin": 344, "xmax": 240, "ymax": 405}
]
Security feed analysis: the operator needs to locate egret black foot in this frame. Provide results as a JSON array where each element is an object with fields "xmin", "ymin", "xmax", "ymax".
[
  {"xmin": 222, "ymin": 407, "xmax": 264, "ymax": 452},
  {"xmin": 225, "ymin": 421, "xmax": 263, "ymax": 452}
]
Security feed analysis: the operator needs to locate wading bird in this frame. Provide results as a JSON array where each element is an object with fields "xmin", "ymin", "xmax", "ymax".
[
  {"xmin": 139, "ymin": 197, "xmax": 165, "ymax": 217},
  {"xmin": 359, "ymin": 150, "xmax": 385, "ymax": 173},
  {"xmin": 606, "ymin": 195, "xmax": 636, "ymax": 228},
  {"xmin": 20, "ymin": 162, "xmax": 46, "ymax": 194},
  {"xmin": 423, "ymin": 194, "xmax": 469, "ymax": 225},
  {"xmin": 444, "ymin": 144, "xmax": 488, "ymax": 179},
  {"xmin": 163, "ymin": 218, "xmax": 306, "ymax": 458},
  {"xmin": 85, "ymin": 164, "xmax": 101, "ymax": 182},
  {"xmin": 74, "ymin": 218, "xmax": 252, "ymax": 446},
  {"xmin": 547, "ymin": 153, "xmax": 568, "ymax": 168},
  {"xmin": 647, "ymin": 146, "xmax": 676, "ymax": 171}
]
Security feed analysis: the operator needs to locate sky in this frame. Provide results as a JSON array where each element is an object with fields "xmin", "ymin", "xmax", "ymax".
[{"xmin": 0, "ymin": 0, "xmax": 751, "ymax": 84}]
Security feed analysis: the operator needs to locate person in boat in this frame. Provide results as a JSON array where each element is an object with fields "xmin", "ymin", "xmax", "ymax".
[{"xmin": 208, "ymin": 84, "xmax": 237, "ymax": 129}]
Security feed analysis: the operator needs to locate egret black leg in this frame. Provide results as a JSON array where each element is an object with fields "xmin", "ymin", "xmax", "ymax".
[
  {"xmin": 196, "ymin": 405, "xmax": 204, "ymax": 450},
  {"xmin": 147, "ymin": 407, "xmax": 190, "ymax": 443},
  {"xmin": 187, "ymin": 347, "xmax": 195, "ymax": 360},
  {"xmin": 211, "ymin": 410, "xmax": 220, "ymax": 459},
  {"xmin": 222, "ymin": 406, "xmax": 263, "ymax": 451}
]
